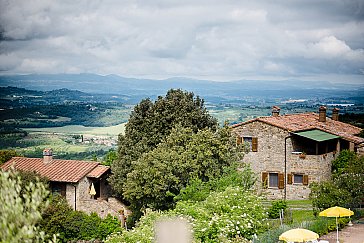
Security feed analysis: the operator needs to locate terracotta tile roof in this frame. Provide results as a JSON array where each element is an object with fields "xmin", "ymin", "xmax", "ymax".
[
  {"xmin": 87, "ymin": 165, "xmax": 110, "ymax": 178},
  {"xmin": 1, "ymin": 157, "xmax": 107, "ymax": 183},
  {"xmin": 232, "ymin": 113, "xmax": 364, "ymax": 144}
]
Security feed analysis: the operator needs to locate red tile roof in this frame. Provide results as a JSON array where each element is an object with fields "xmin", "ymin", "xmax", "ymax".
[
  {"xmin": 87, "ymin": 165, "xmax": 110, "ymax": 178},
  {"xmin": 232, "ymin": 113, "xmax": 363, "ymax": 144},
  {"xmin": 1, "ymin": 157, "xmax": 110, "ymax": 183}
]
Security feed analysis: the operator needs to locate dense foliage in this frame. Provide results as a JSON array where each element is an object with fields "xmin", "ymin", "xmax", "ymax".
[
  {"xmin": 110, "ymin": 89, "xmax": 217, "ymax": 197},
  {"xmin": 310, "ymin": 150, "xmax": 364, "ymax": 212},
  {"xmin": 175, "ymin": 163, "xmax": 256, "ymax": 203},
  {"xmin": 0, "ymin": 169, "xmax": 51, "ymax": 242},
  {"xmin": 106, "ymin": 164, "xmax": 266, "ymax": 243},
  {"xmin": 106, "ymin": 190, "xmax": 266, "ymax": 243},
  {"xmin": 0, "ymin": 149, "xmax": 20, "ymax": 165},
  {"xmin": 102, "ymin": 149, "xmax": 118, "ymax": 166},
  {"xmin": 267, "ymin": 200, "xmax": 287, "ymax": 219},
  {"xmin": 123, "ymin": 126, "xmax": 239, "ymax": 214},
  {"xmin": 38, "ymin": 195, "xmax": 121, "ymax": 242}
]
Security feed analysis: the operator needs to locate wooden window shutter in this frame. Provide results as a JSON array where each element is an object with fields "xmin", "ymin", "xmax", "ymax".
[
  {"xmin": 303, "ymin": 175, "xmax": 309, "ymax": 185},
  {"xmin": 252, "ymin": 137, "xmax": 258, "ymax": 152},
  {"xmin": 287, "ymin": 174, "xmax": 293, "ymax": 184},
  {"xmin": 262, "ymin": 172, "xmax": 268, "ymax": 189},
  {"xmin": 278, "ymin": 173, "xmax": 285, "ymax": 189},
  {"xmin": 236, "ymin": 136, "xmax": 242, "ymax": 145}
]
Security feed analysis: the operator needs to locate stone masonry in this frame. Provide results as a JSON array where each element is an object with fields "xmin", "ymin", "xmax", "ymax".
[{"xmin": 233, "ymin": 120, "xmax": 333, "ymax": 200}]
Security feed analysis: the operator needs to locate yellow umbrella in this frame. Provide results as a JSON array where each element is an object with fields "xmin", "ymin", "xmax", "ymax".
[
  {"xmin": 279, "ymin": 228, "xmax": 319, "ymax": 242},
  {"xmin": 319, "ymin": 206, "xmax": 354, "ymax": 217},
  {"xmin": 319, "ymin": 206, "xmax": 354, "ymax": 243},
  {"xmin": 89, "ymin": 183, "xmax": 96, "ymax": 196}
]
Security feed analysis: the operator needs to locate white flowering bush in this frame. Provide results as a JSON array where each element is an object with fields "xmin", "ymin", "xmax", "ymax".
[
  {"xmin": 175, "ymin": 187, "xmax": 267, "ymax": 242},
  {"xmin": 106, "ymin": 187, "xmax": 267, "ymax": 243},
  {"xmin": 105, "ymin": 210, "xmax": 165, "ymax": 243},
  {"xmin": 0, "ymin": 169, "xmax": 54, "ymax": 242}
]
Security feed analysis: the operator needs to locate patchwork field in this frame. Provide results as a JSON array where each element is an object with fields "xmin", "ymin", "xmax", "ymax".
[{"xmin": 24, "ymin": 123, "xmax": 126, "ymax": 136}]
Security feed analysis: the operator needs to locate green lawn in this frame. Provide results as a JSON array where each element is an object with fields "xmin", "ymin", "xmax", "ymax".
[
  {"xmin": 291, "ymin": 210, "xmax": 315, "ymax": 224},
  {"xmin": 286, "ymin": 200, "xmax": 313, "ymax": 209},
  {"xmin": 263, "ymin": 199, "xmax": 314, "ymax": 224}
]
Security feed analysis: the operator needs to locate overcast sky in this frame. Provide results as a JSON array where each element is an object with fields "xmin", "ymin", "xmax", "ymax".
[{"xmin": 0, "ymin": 0, "xmax": 363, "ymax": 83}]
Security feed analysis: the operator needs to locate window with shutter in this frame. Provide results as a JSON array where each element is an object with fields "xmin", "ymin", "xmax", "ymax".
[
  {"xmin": 303, "ymin": 175, "xmax": 309, "ymax": 185},
  {"xmin": 262, "ymin": 172, "xmax": 268, "ymax": 189},
  {"xmin": 294, "ymin": 174, "xmax": 303, "ymax": 184},
  {"xmin": 278, "ymin": 173, "xmax": 284, "ymax": 189},
  {"xmin": 268, "ymin": 172, "xmax": 278, "ymax": 188},
  {"xmin": 236, "ymin": 136, "xmax": 242, "ymax": 145},
  {"xmin": 287, "ymin": 174, "xmax": 292, "ymax": 184},
  {"xmin": 252, "ymin": 137, "xmax": 258, "ymax": 152}
]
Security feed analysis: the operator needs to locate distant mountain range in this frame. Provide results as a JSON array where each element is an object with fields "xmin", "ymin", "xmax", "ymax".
[{"xmin": 0, "ymin": 73, "xmax": 363, "ymax": 103}]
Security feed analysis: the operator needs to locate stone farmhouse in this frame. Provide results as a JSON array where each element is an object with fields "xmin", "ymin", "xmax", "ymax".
[
  {"xmin": 1, "ymin": 148, "xmax": 127, "ymax": 220},
  {"xmin": 232, "ymin": 106, "xmax": 363, "ymax": 200}
]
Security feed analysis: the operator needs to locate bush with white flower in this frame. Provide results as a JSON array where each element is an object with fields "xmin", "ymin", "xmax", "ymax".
[{"xmin": 105, "ymin": 186, "xmax": 267, "ymax": 243}]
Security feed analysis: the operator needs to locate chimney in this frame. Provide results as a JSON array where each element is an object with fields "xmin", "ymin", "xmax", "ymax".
[
  {"xmin": 43, "ymin": 148, "xmax": 53, "ymax": 164},
  {"xmin": 272, "ymin": 106, "xmax": 281, "ymax": 117},
  {"xmin": 332, "ymin": 108, "xmax": 340, "ymax": 121},
  {"xmin": 319, "ymin": 106, "xmax": 327, "ymax": 122}
]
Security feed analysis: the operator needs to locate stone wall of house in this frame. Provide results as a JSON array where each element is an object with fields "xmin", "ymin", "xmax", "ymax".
[
  {"xmin": 66, "ymin": 183, "xmax": 77, "ymax": 210},
  {"xmin": 63, "ymin": 176, "xmax": 129, "ymax": 222},
  {"xmin": 64, "ymin": 177, "xmax": 92, "ymax": 210},
  {"xmin": 285, "ymin": 152, "xmax": 334, "ymax": 199},
  {"xmin": 358, "ymin": 145, "xmax": 364, "ymax": 155},
  {"xmin": 232, "ymin": 121, "xmax": 333, "ymax": 200}
]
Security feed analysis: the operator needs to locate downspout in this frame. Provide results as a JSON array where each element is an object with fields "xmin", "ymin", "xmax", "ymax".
[
  {"xmin": 72, "ymin": 184, "xmax": 77, "ymax": 210},
  {"xmin": 284, "ymin": 135, "xmax": 292, "ymax": 201}
]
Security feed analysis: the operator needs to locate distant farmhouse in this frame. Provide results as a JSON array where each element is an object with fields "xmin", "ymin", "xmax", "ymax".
[
  {"xmin": 232, "ymin": 106, "xmax": 363, "ymax": 200},
  {"xmin": 1, "ymin": 149, "xmax": 127, "ymax": 220}
]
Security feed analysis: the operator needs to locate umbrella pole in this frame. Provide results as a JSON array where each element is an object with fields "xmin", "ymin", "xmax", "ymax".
[{"xmin": 336, "ymin": 217, "xmax": 339, "ymax": 243}]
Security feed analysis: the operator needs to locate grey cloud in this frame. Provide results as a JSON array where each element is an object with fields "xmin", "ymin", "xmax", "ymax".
[{"xmin": 0, "ymin": 0, "xmax": 363, "ymax": 83}]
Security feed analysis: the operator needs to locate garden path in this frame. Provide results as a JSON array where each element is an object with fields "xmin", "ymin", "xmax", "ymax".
[{"xmin": 318, "ymin": 220, "xmax": 364, "ymax": 243}]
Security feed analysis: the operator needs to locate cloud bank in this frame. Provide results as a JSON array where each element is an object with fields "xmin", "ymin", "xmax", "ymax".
[{"xmin": 1, "ymin": 0, "xmax": 363, "ymax": 83}]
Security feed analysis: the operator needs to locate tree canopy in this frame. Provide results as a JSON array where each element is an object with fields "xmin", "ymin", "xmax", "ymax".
[
  {"xmin": 310, "ymin": 150, "xmax": 364, "ymax": 212},
  {"xmin": 0, "ymin": 149, "xmax": 20, "ymax": 166},
  {"xmin": 110, "ymin": 89, "xmax": 218, "ymax": 196},
  {"xmin": 122, "ymin": 126, "xmax": 240, "ymax": 213}
]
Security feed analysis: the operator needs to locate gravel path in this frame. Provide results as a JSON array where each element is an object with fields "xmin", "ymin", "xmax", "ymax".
[{"xmin": 318, "ymin": 221, "xmax": 364, "ymax": 243}]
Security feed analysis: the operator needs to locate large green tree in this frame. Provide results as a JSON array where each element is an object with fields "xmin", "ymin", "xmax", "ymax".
[
  {"xmin": 123, "ymin": 126, "xmax": 239, "ymax": 213},
  {"xmin": 110, "ymin": 89, "xmax": 217, "ymax": 196},
  {"xmin": 310, "ymin": 150, "xmax": 364, "ymax": 212}
]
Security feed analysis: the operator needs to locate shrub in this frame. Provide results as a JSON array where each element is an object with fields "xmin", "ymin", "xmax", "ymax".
[
  {"xmin": 268, "ymin": 200, "xmax": 287, "ymax": 219},
  {"xmin": 106, "ymin": 186, "xmax": 268, "ymax": 243},
  {"xmin": 38, "ymin": 195, "xmax": 121, "ymax": 242},
  {"xmin": 175, "ymin": 163, "xmax": 256, "ymax": 203},
  {"xmin": 0, "ymin": 169, "xmax": 51, "ymax": 242},
  {"xmin": 309, "ymin": 181, "xmax": 351, "ymax": 215}
]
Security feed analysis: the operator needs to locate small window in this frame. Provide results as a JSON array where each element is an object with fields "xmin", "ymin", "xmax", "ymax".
[
  {"xmin": 294, "ymin": 174, "xmax": 303, "ymax": 184},
  {"xmin": 243, "ymin": 137, "xmax": 252, "ymax": 150},
  {"xmin": 269, "ymin": 173, "xmax": 278, "ymax": 188}
]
